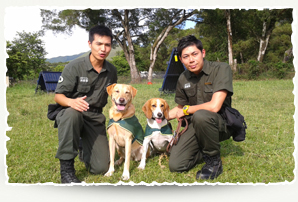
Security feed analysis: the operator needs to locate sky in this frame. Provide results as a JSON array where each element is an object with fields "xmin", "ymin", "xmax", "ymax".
[{"xmin": 4, "ymin": 7, "xmax": 196, "ymax": 59}]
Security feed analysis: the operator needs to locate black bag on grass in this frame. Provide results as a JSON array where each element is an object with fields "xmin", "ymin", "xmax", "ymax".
[{"xmin": 219, "ymin": 106, "xmax": 247, "ymax": 142}]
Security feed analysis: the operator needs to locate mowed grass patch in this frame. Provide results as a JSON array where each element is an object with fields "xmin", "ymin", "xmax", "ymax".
[{"xmin": 6, "ymin": 79, "xmax": 295, "ymax": 184}]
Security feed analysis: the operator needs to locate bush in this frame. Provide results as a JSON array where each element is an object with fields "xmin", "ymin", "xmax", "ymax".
[
  {"xmin": 272, "ymin": 62, "xmax": 292, "ymax": 79},
  {"xmin": 108, "ymin": 52, "xmax": 130, "ymax": 76},
  {"xmin": 247, "ymin": 60, "xmax": 261, "ymax": 80}
]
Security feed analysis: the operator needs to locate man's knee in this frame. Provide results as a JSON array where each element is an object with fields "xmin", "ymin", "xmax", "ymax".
[
  {"xmin": 169, "ymin": 156, "xmax": 189, "ymax": 173},
  {"xmin": 58, "ymin": 108, "xmax": 83, "ymax": 126},
  {"xmin": 87, "ymin": 162, "xmax": 109, "ymax": 175},
  {"xmin": 169, "ymin": 158, "xmax": 182, "ymax": 172},
  {"xmin": 192, "ymin": 109, "xmax": 211, "ymax": 124}
]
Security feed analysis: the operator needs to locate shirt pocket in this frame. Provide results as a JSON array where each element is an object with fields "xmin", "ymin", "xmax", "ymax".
[
  {"xmin": 77, "ymin": 83, "xmax": 91, "ymax": 94},
  {"xmin": 204, "ymin": 84, "xmax": 213, "ymax": 101},
  {"xmin": 184, "ymin": 88, "xmax": 197, "ymax": 105}
]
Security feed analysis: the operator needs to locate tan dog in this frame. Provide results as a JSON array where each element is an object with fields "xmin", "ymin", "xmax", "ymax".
[
  {"xmin": 104, "ymin": 83, "xmax": 147, "ymax": 180},
  {"xmin": 138, "ymin": 98, "xmax": 173, "ymax": 170}
]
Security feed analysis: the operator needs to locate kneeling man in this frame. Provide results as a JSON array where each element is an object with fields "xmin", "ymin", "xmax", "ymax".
[{"xmin": 168, "ymin": 35, "xmax": 233, "ymax": 180}]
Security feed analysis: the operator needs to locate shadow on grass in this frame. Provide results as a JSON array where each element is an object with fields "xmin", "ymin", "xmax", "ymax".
[{"xmin": 221, "ymin": 139, "xmax": 245, "ymax": 157}]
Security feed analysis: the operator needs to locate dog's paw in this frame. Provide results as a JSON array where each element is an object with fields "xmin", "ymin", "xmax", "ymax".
[
  {"xmin": 121, "ymin": 175, "xmax": 130, "ymax": 181},
  {"xmin": 121, "ymin": 170, "xmax": 130, "ymax": 181},
  {"xmin": 104, "ymin": 168, "xmax": 115, "ymax": 177},
  {"xmin": 137, "ymin": 163, "xmax": 145, "ymax": 170}
]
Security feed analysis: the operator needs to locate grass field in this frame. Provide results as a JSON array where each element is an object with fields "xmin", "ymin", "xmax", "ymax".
[{"xmin": 6, "ymin": 78, "xmax": 295, "ymax": 184}]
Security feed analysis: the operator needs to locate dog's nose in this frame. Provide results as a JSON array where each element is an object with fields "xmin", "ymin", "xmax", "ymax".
[
  {"xmin": 157, "ymin": 112, "xmax": 163, "ymax": 118},
  {"xmin": 119, "ymin": 98, "xmax": 125, "ymax": 103}
]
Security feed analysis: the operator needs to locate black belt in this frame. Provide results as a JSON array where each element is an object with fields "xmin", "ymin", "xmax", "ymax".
[{"xmin": 87, "ymin": 107, "xmax": 102, "ymax": 113}]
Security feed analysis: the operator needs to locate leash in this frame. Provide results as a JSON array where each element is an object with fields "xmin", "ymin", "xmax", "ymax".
[{"xmin": 166, "ymin": 117, "xmax": 189, "ymax": 153}]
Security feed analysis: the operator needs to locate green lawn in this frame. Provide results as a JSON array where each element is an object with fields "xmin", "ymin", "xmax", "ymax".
[{"xmin": 6, "ymin": 78, "xmax": 295, "ymax": 184}]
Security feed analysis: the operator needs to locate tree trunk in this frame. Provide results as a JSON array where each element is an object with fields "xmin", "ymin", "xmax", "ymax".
[
  {"xmin": 225, "ymin": 9, "xmax": 235, "ymax": 71},
  {"xmin": 240, "ymin": 52, "xmax": 244, "ymax": 64},
  {"xmin": 257, "ymin": 21, "xmax": 271, "ymax": 62},
  {"xmin": 283, "ymin": 47, "xmax": 293, "ymax": 63},
  {"xmin": 113, "ymin": 10, "xmax": 141, "ymax": 83},
  {"xmin": 148, "ymin": 26, "xmax": 172, "ymax": 83}
]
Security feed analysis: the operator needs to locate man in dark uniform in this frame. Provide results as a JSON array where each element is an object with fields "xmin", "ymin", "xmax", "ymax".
[
  {"xmin": 168, "ymin": 35, "xmax": 233, "ymax": 180},
  {"xmin": 54, "ymin": 25, "xmax": 117, "ymax": 183}
]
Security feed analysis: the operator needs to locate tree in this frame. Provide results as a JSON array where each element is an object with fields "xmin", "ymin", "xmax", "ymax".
[
  {"xmin": 145, "ymin": 9, "xmax": 198, "ymax": 82},
  {"xmin": 41, "ymin": 8, "xmax": 196, "ymax": 83},
  {"xmin": 242, "ymin": 9, "xmax": 293, "ymax": 62},
  {"xmin": 199, "ymin": 9, "xmax": 228, "ymax": 62},
  {"xmin": 6, "ymin": 31, "xmax": 47, "ymax": 80},
  {"xmin": 225, "ymin": 9, "xmax": 235, "ymax": 71}
]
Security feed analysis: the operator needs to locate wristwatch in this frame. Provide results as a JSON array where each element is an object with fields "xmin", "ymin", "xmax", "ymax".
[{"xmin": 183, "ymin": 105, "xmax": 190, "ymax": 115}]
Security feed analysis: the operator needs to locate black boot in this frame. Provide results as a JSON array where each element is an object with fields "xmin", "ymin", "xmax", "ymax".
[
  {"xmin": 196, "ymin": 153, "xmax": 223, "ymax": 180},
  {"xmin": 60, "ymin": 159, "xmax": 81, "ymax": 183}
]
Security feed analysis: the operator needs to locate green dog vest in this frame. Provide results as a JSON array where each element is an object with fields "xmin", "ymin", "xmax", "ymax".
[
  {"xmin": 107, "ymin": 115, "xmax": 145, "ymax": 145},
  {"xmin": 144, "ymin": 124, "xmax": 173, "ymax": 137}
]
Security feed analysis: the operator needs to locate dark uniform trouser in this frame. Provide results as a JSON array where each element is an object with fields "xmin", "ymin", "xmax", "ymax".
[
  {"xmin": 55, "ymin": 108, "xmax": 109, "ymax": 175},
  {"xmin": 169, "ymin": 109, "xmax": 232, "ymax": 172}
]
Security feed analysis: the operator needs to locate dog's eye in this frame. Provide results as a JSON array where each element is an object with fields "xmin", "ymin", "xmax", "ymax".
[
  {"xmin": 115, "ymin": 90, "xmax": 119, "ymax": 93},
  {"xmin": 161, "ymin": 104, "xmax": 164, "ymax": 108},
  {"xmin": 152, "ymin": 105, "xmax": 156, "ymax": 108}
]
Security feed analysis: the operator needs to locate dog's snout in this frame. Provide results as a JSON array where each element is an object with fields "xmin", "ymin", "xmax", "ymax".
[
  {"xmin": 157, "ymin": 112, "xmax": 163, "ymax": 118},
  {"xmin": 119, "ymin": 98, "xmax": 125, "ymax": 103}
]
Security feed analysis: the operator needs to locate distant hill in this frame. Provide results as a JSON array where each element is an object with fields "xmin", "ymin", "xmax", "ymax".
[
  {"xmin": 46, "ymin": 46, "xmax": 122, "ymax": 63},
  {"xmin": 46, "ymin": 52, "xmax": 86, "ymax": 63}
]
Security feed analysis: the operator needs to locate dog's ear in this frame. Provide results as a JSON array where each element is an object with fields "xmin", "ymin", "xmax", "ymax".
[
  {"xmin": 142, "ymin": 99, "xmax": 152, "ymax": 119},
  {"xmin": 131, "ymin": 86, "xmax": 137, "ymax": 98},
  {"xmin": 162, "ymin": 99, "xmax": 170, "ymax": 120},
  {"xmin": 106, "ymin": 83, "xmax": 116, "ymax": 96}
]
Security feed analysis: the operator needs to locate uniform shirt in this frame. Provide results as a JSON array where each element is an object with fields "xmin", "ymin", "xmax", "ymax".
[
  {"xmin": 175, "ymin": 59, "xmax": 233, "ymax": 108},
  {"xmin": 55, "ymin": 53, "xmax": 117, "ymax": 109}
]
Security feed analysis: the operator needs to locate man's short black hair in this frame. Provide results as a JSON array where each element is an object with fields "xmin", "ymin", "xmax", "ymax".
[
  {"xmin": 177, "ymin": 35, "xmax": 203, "ymax": 57},
  {"xmin": 89, "ymin": 25, "xmax": 113, "ymax": 43}
]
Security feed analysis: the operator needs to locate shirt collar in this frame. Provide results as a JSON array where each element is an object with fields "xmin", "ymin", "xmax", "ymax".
[
  {"xmin": 185, "ymin": 59, "xmax": 211, "ymax": 79},
  {"xmin": 85, "ymin": 52, "xmax": 109, "ymax": 73}
]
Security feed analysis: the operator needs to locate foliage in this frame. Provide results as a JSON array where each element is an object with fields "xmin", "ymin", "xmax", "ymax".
[
  {"xmin": 198, "ymin": 9, "xmax": 228, "ymax": 62},
  {"xmin": 18, "ymin": 8, "xmax": 292, "ymax": 82},
  {"xmin": 108, "ymin": 51, "xmax": 130, "ymax": 76},
  {"xmin": 6, "ymin": 31, "xmax": 47, "ymax": 80},
  {"xmin": 41, "ymin": 8, "xmax": 199, "ymax": 83},
  {"xmin": 271, "ymin": 62, "xmax": 293, "ymax": 79},
  {"xmin": 247, "ymin": 60, "xmax": 262, "ymax": 80},
  {"xmin": 264, "ymin": 23, "xmax": 292, "ymax": 63},
  {"xmin": 43, "ymin": 61, "xmax": 69, "ymax": 72},
  {"xmin": 197, "ymin": 9, "xmax": 293, "ymax": 64},
  {"xmin": 6, "ymin": 79, "xmax": 295, "ymax": 183}
]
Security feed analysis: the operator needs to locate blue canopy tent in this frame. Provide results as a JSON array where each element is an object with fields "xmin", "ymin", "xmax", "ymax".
[
  {"xmin": 159, "ymin": 48, "xmax": 186, "ymax": 93},
  {"xmin": 35, "ymin": 71, "xmax": 62, "ymax": 93}
]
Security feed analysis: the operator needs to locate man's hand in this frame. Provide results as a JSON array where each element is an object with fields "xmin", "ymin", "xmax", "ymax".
[
  {"xmin": 68, "ymin": 95, "xmax": 89, "ymax": 112},
  {"xmin": 54, "ymin": 94, "xmax": 89, "ymax": 112},
  {"xmin": 175, "ymin": 108, "xmax": 185, "ymax": 120},
  {"xmin": 169, "ymin": 105, "xmax": 184, "ymax": 120}
]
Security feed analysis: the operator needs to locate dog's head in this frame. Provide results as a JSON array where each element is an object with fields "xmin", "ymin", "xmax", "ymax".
[
  {"xmin": 142, "ymin": 98, "xmax": 169, "ymax": 123},
  {"xmin": 106, "ymin": 83, "xmax": 137, "ymax": 111}
]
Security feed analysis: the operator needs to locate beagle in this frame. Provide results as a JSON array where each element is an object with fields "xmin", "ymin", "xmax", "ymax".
[
  {"xmin": 138, "ymin": 98, "xmax": 173, "ymax": 170},
  {"xmin": 104, "ymin": 83, "xmax": 148, "ymax": 180}
]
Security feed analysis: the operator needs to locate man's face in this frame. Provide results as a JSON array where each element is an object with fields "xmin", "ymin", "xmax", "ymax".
[
  {"xmin": 179, "ymin": 45, "xmax": 205, "ymax": 75},
  {"xmin": 88, "ymin": 34, "xmax": 112, "ymax": 61}
]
